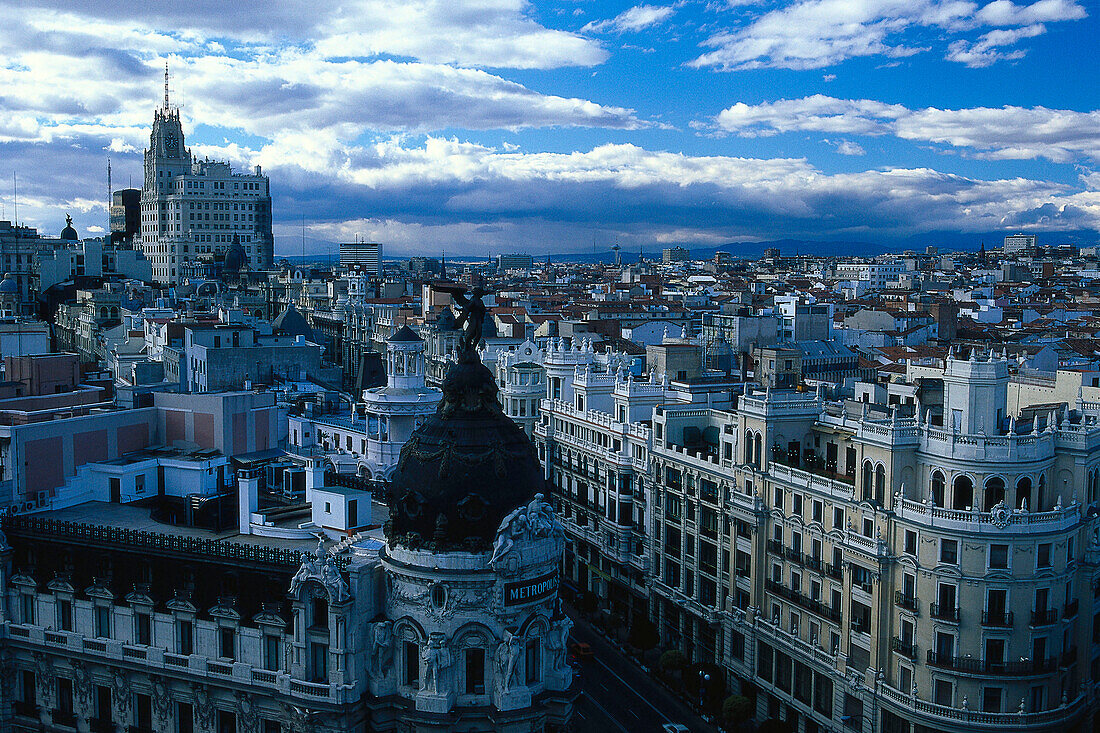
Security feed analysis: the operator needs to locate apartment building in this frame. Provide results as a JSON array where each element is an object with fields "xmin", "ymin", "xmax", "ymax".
[{"xmin": 538, "ymin": 343, "xmax": 1098, "ymax": 732}]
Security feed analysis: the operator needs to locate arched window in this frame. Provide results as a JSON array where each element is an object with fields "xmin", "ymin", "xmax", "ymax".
[
  {"xmin": 984, "ymin": 477, "xmax": 1006, "ymax": 511},
  {"xmin": 1037, "ymin": 474, "xmax": 1046, "ymax": 511},
  {"xmin": 753, "ymin": 433, "xmax": 762, "ymax": 468},
  {"xmin": 862, "ymin": 461, "xmax": 874, "ymax": 501},
  {"xmin": 931, "ymin": 471, "xmax": 946, "ymax": 507},
  {"xmin": 874, "ymin": 465, "xmax": 886, "ymax": 504},
  {"xmin": 1016, "ymin": 477, "xmax": 1032, "ymax": 510},
  {"xmin": 745, "ymin": 432, "xmax": 755, "ymax": 465},
  {"xmin": 952, "ymin": 475, "xmax": 973, "ymax": 510}
]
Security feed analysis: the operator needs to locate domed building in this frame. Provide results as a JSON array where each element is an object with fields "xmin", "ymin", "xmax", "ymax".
[
  {"xmin": 60, "ymin": 214, "xmax": 79, "ymax": 242},
  {"xmin": 374, "ymin": 343, "xmax": 575, "ymax": 731},
  {"xmin": 0, "ymin": 272, "xmax": 19, "ymax": 318}
]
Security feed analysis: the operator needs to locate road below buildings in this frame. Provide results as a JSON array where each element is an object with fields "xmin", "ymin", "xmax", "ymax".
[{"xmin": 570, "ymin": 613, "xmax": 718, "ymax": 733}]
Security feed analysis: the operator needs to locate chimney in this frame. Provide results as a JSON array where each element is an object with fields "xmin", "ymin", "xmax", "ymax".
[{"xmin": 237, "ymin": 466, "xmax": 260, "ymax": 535}]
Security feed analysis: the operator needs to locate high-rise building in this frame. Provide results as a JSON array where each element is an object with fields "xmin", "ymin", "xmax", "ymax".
[
  {"xmin": 339, "ymin": 242, "xmax": 382, "ymax": 274},
  {"xmin": 662, "ymin": 246, "xmax": 690, "ymax": 263},
  {"xmin": 496, "ymin": 253, "xmax": 534, "ymax": 272},
  {"xmin": 109, "ymin": 188, "xmax": 141, "ymax": 244},
  {"xmin": 1004, "ymin": 233, "xmax": 1037, "ymax": 256},
  {"xmin": 140, "ymin": 67, "xmax": 273, "ymax": 285}
]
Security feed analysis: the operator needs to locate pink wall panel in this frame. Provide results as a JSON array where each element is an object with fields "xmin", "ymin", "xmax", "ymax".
[
  {"xmin": 194, "ymin": 412, "xmax": 215, "ymax": 449},
  {"xmin": 24, "ymin": 436, "xmax": 64, "ymax": 495},
  {"xmin": 116, "ymin": 422, "xmax": 150, "ymax": 455},
  {"xmin": 73, "ymin": 429, "xmax": 108, "ymax": 467}
]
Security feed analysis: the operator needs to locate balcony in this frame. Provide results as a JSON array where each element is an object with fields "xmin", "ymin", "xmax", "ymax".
[
  {"xmin": 926, "ymin": 651, "xmax": 1057, "ymax": 675},
  {"xmin": 53, "ymin": 710, "xmax": 77, "ymax": 728},
  {"xmin": 764, "ymin": 579, "xmax": 842, "ymax": 622},
  {"xmin": 891, "ymin": 637, "xmax": 917, "ymax": 659},
  {"xmin": 767, "ymin": 539, "xmax": 783, "ymax": 556},
  {"xmin": 784, "ymin": 548, "xmax": 804, "ymax": 565},
  {"xmin": 930, "ymin": 603, "xmax": 960, "ymax": 622},
  {"xmin": 13, "ymin": 701, "xmax": 37, "ymax": 718},
  {"xmin": 824, "ymin": 563, "xmax": 842, "ymax": 580},
  {"xmin": 1030, "ymin": 608, "xmax": 1058, "ymax": 626},
  {"xmin": 894, "ymin": 591, "xmax": 919, "ymax": 612},
  {"xmin": 804, "ymin": 556, "xmax": 822, "ymax": 572},
  {"xmin": 980, "ymin": 610, "xmax": 1013, "ymax": 627}
]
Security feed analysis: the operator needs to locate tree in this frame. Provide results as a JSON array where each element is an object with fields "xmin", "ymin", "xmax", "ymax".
[
  {"xmin": 627, "ymin": 615, "xmax": 659, "ymax": 652},
  {"xmin": 659, "ymin": 649, "xmax": 688, "ymax": 679},
  {"xmin": 720, "ymin": 695, "xmax": 753, "ymax": 731}
]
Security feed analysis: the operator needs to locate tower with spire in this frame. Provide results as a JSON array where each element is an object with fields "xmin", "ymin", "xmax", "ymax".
[{"xmin": 140, "ymin": 63, "xmax": 274, "ymax": 284}]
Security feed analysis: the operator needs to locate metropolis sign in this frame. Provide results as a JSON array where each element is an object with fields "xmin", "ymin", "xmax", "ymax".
[{"xmin": 503, "ymin": 570, "xmax": 560, "ymax": 607}]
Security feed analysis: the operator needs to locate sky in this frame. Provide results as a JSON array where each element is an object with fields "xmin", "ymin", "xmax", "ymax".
[{"xmin": 0, "ymin": 0, "xmax": 1097, "ymax": 257}]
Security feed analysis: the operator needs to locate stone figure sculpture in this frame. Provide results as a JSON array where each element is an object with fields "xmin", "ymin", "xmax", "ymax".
[
  {"xmin": 370, "ymin": 620, "xmax": 394, "ymax": 677},
  {"xmin": 433, "ymin": 284, "xmax": 489, "ymax": 355},
  {"xmin": 498, "ymin": 630, "xmax": 524, "ymax": 691},
  {"xmin": 488, "ymin": 493, "xmax": 563, "ymax": 569},
  {"xmin": 421, "ymin": 633, "xmax": 451, "ymax": 694},
  {"xmin": 547, "ymin": 616, "xmax": 573, "ymax": 671}
]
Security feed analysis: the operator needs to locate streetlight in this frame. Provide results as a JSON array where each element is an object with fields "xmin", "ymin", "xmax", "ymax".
[{"xmin": 697, "ymin": 669, "xmax": 711, "ymax": 713}]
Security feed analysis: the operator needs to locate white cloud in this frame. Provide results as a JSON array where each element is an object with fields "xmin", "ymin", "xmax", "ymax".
[
  {"xmin": 582, "ymin": 4, "xmax": 678, "ymax": 34},
  {"xmin": 689, "ymin": 0, "xmax": 1087, "ymax": 70},
  {"xmin": 710, "ymin": 95, "xmax": 1100, "ymax": 163},
  {"xmin": 834, "ymin": 140, "xmax": 867, "ymax": 155},
  {"xmin": 945, "ymin": 23, "xmax": 1045, "ymax": 66}
]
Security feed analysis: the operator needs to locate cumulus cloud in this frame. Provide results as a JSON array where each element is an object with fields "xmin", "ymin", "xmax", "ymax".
[
  {"xmin": 709, "ymin": 95, "xmax": 1100, "ymax": 163},
  {"xmin": 11, "ymin": 0, "xmax": 607, "ymax": 70},
  {"xmin": 582, "ymin": 4, "xmax": 678, "ymax": 34},
  {"xmin": 689, "ymin": 0, "xmax": 1087, "ymax": 70}
]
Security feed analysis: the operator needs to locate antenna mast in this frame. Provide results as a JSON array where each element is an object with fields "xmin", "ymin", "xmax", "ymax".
[
  {"xmin": 164, "ymin": 62, "xmax": 170, "ymax": 110},
  {"xmin": 107, "ymin": 157, "xmax": 113, "ymax": 238}
]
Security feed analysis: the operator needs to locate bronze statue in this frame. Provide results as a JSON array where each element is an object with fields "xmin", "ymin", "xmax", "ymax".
[{"xmin": 433, "ymin": 284, "xmax": 488, "ymax": 355}]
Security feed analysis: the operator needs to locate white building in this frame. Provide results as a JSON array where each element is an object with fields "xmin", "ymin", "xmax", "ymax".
[{"xmin": 140, "ymin": 74, "xmax": 273, "ymax": 285}]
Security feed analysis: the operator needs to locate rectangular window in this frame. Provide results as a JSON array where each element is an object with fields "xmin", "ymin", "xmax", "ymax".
[
  {"xmin": 1038, "ymin": 543, "xmax": 1052, "ymax": 568},
  {"xmin": 58, "ymin": 599, "xmax": 72, "ymax": 631},
  {"xmin": 135, "ymin": 693, "xmax": 153, "ymax": 729},
  {"xmin": 57, "ymin": 677, "xmax": 73, "ymax": 714},
  {"xmin": 219, "ymin": 627, "xmax": 235, "ymax": 660},
  {"xmin": 989, "ymin": 544, "xmax": 1009, "ymax": 569},
  {"xmin": 940, "ymin": 539, "xmax": 958, "ymax": 565},
  {"xmin": 135, "ymin": 613, "xmax": 151, "ymax": 645},
  {"xmin": 21, "ymin": 594, "xmax": 34, "ymax": 625},
  {"xmin": 95, "ymin": 606, "xmax": 111, "ymax": 638},
  {"xmin": 264, "ymin": 635, "xmax": 280, "ymax": 671},
  {"xmin": 405, "ymin": 641, "xmax": 420, "ymax": 687},
  {"xmin": 525, "ymin": 639, "xmax": 541, "ymax": 685},
  {"xmin": 309, "ymin": 642, "xmax": 328, "ymax": 683},
  {"xmin": 179, "ymin": 619, "xmax": 193, "ymax": 655},
  {"xmin": 178, "ymin": 702, "xmax": 194, "ymax": 733},
  {"xmin": 466, "ymin": 648, "xmax": 486, "ymax": 694},
  {"xmin": 217, "ymin": 710, "xmax": 236, "ymax": 733},
  {"xmin": 904, "ymin": 530, "xmax": 917, "ymax": 555}
]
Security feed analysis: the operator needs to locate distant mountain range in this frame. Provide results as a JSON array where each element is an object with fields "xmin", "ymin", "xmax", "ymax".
[{"xmin": 276, "ymin": 230, "xmax": 1097, "ymax": 266}]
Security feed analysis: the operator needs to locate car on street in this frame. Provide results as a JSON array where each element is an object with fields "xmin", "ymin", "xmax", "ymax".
[{"xmin": 661, "ymin": 725, "xmax": 690, "ymax": 733}]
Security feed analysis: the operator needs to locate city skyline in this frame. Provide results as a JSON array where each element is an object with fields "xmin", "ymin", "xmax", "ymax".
[{"xmin": 0, "ymin": 0, "xmax": 1097, "ymax": 256}]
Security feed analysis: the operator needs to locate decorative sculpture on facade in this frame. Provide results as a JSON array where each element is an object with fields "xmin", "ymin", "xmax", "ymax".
[
  {"xmin": 497, "ymin": 630, "xmax": 524, "ymax": 691},
  {"xmin": 489, "ymin": 493, "xmax": 564, "ymax": 569},
  {"xmin": 290, "ymin": 538, "xmax": 351, "ymax": 603},
  {"xmin": 432, "ymin": 284, "xmax": 489, "ymax": 356},
  {"xmin": 370, "ymin": 620, "xmax": 394, "ymax": 678},
  {"xmin": 547, "ymin": 616, "xmax": 573, "ymax": 672},
  {"xmin": 421, "ymin": 632, "xmax": 452, "ymax": 694}
]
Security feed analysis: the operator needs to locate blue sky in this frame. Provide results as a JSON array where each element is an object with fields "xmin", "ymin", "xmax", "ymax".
[{"xmin": 0, "ymin": 0, "xmax": 1096, "ymax": 256}]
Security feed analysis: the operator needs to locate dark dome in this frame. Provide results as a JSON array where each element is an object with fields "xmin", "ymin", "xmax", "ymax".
[
  {"xmin": 223, "ymin": 239, "xmax": 247, "ymax": 274},
  {"xmin": 386, "ymin": 353, "xmax": 542, "ymax": 551},
  {"xmin": 271, "ymin": 302, "xmax": 314, "ymax": 340},
  {"xmin": 388, "ymin": 325, "xmax": 422, "ymax": 343},
  {"xmin": 61, "ymin": 221, "xmax": 78, "ymax": 241}
]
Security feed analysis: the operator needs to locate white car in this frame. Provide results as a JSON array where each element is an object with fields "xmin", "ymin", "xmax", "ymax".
[{"xmin": 662, "ymin": 725, "xmax": 690, "ymax": 733}]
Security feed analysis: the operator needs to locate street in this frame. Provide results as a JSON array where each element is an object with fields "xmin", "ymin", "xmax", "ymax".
[{"xmin": 570, "ymin": 614, "xmax": 717, "ymax": 733}]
